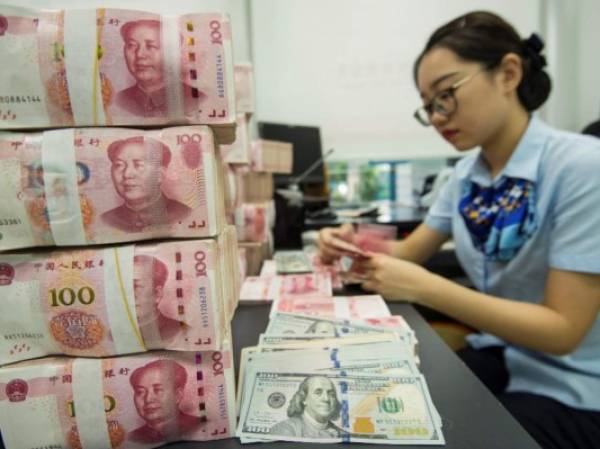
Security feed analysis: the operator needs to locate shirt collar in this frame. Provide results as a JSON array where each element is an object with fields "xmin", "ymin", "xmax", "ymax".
[{"xmin": 456, "ymin": 115, "xmax": 550, "ymax": 186}]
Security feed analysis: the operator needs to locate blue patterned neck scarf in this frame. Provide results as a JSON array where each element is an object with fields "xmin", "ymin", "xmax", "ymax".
[{"xmin": 459, "ymin": 177, "xmax": 537, "ymax": 262}]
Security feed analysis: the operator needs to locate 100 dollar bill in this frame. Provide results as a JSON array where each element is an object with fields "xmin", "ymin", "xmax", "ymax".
[
  {"xmin": 0, "ymin": 126, "xmax": 226, "ymax": 251},
  {"xmin": 236, "ymin": 344, "xmax": 421, "ymax": 418},
  {"xmin": 237, "ymin": 370, "xmax": 444, "ymax": 445}
]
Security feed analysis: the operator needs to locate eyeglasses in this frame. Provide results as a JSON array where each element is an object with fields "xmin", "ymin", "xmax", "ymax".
[{"xmin": 413, "ymin": 72, "xmax": 479, "ymax": 127}]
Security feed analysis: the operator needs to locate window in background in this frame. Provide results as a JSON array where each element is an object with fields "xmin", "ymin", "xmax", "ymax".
[
  {"xmin": 327, "ymin": 158, "xmax": 454, "ymax": 207},
  {"xmin": 327, "ymin": 161, "xmax": 349, "ymax": 204},
  {"xmin": 327, "ymin": 160, "xmax": 398, "ymax": 204}
]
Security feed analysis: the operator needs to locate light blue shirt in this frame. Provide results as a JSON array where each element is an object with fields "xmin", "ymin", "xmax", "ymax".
[{"xmin": 425, "ymin": 116, "xmax": 600, "ymax": 410}]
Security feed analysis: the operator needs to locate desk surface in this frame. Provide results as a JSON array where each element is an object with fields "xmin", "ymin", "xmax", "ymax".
[{"xmin": 166, "ymin": 304, "xmax": 540, "ymax": 449}]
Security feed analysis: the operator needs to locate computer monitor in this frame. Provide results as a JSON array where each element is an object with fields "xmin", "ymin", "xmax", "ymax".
[{"xmin": 258, "ymin": 122, "xmax": 325, "ymax": 187}]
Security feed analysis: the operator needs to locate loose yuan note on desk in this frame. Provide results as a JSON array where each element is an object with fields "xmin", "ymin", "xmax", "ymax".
[
  {"xmin": 0, "ymin": 126, "xmax": 226, "ymax": 251},
  {"xmin": 271, "ymin": 295, "xmax": 391, "ymax": 320},
  {"xmin": 239, "ymin": 273, "xmax": 333, "ymax": 303}
]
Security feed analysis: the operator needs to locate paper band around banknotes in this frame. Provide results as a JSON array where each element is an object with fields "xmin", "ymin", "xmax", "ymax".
[
  {"xmin": 41, "ymin": 129, "xmax": 88, "ymax": 246},
  {"xmin": 72, "ymin": 358, "xmax": 113, "ymax": 449}
]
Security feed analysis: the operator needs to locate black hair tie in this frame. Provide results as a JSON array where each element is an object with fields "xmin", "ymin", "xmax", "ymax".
[{"xmin": 523, "ymin": 33, "xmax": 547, "ymax": 70}]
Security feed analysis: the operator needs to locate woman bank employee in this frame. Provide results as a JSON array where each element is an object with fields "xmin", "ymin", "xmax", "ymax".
[{"xmin": 319, "ymin": 11, "xmax": 600, "ymax": 449}]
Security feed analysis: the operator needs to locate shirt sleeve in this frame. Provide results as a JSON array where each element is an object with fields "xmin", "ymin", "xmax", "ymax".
[
  {"xmin": 423, "ymin": 169, "xmax": 456, "ymax": 236},
  {"xmin": 549, "ymin": 150, "xmax": 600, "ymax": 273}
]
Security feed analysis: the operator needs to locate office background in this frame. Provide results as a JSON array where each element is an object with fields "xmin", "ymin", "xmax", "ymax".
[
  {"xmin": 20, "ymin": 0, "xmax": 600, "ymax": 155},
  {"xmin": 19, "ymin": 0, "xmax": 600, "ymax": 204}
]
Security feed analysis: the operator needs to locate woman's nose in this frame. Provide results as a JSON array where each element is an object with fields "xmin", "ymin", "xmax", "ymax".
[{"xmin": 430, "ymin": 109, "xmax": 449, "ymax": 127}]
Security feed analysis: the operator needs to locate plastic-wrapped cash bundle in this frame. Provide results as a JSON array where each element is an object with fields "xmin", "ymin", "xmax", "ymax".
[
  {"xmin": 0, "ymin": 5, "xmax": 235, "ymax": 142},
  {"xmin": 0, "ymin": 227, "xmax": 240, "ymax": 365},
  {"xmin": 0, "ymin": 125, "xmax": 227, "ymax": 251},
  {"xmin": 0, "ymin": 347, "xmax": 236, "ymax": 448}
]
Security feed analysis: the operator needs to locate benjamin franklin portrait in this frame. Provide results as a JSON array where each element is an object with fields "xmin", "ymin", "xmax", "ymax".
[{"xmin": 270, "ymin": 376, "xmax": 344, "ymax": 438}]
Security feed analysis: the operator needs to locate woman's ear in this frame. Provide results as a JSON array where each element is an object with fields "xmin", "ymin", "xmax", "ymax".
[{"xmin": 497, "ymin": 52, "xmax": 523, "ymax": 94}]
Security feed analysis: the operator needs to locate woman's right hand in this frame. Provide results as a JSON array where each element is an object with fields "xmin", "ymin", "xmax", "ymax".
[{"xmin": 317, "ymin": 223, "xmax": 355, "ymax": 264}]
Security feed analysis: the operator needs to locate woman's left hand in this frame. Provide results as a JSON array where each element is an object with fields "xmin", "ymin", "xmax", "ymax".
[{"xmin": 355, "ymin": 253, "xmax": 437, "ymax": 303}]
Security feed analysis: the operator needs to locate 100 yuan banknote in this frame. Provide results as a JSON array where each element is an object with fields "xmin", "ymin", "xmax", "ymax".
[
  {"xmin": 270, "ymin": 295, "xmax": 391, "ymax": 320},
  {"xmin": 0, "ymin": 348, "xmax": 236, "ymax": 449},
  {"xmin": 0, "ymin": 234, "xmax": 239, "ymax": 365},
  {"xmin": 0, "ymin": 126, "xmax": 225, "ymax": 251},
  {"xmin": 0, "ymin": 6, "xmax": 235, "ymax": 129},
  {"xmin": 237, "ymin": 370, "xmax": 444, "ymax": 444},
  {"xmin": 240, "ymin": 273, "xmax": 333, "ymax": 302}
]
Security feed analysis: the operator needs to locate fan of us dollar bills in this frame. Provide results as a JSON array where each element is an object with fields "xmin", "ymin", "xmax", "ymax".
[{"xmin": 236, "ymin": 296, "xmax": 445, "ymax": 445}]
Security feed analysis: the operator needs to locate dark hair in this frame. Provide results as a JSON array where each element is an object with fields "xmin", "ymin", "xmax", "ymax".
[
  {"xmin": 107, "ymin": 136, "xmax": 172, "ymax": 167},
  {"xmin": 413, "ymin": 11, "xmax": 551, "ymax": 111},
  {"xmin": 130, "ymin": 359, "xmax": 187, "ymax": 390},
  {"xmin": 120, "ymin": 19, "xmax": 161, "ymax": 41}
]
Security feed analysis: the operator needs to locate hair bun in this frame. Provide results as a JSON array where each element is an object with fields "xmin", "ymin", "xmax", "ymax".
[{"xmin": 523, "ymin": 33, "xmax": 547, "ymax": 70}]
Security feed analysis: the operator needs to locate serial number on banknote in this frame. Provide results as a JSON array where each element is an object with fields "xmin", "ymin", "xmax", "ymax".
[
  {"xmin": 0, "ymin": 218, "xmax": 23, "ymax": 226},
  {"xmin": 4, "ymin": 332, "xmax": 45, "ymax": 340},
  {"xmin": 0, "ymin": 95, "xmax": 43, "ymax": 104}
]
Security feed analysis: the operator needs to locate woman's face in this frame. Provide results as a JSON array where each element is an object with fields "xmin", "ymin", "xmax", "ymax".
[{"xmin": 416, "ymin": 47, "xmax": 510, "ymax": 152}]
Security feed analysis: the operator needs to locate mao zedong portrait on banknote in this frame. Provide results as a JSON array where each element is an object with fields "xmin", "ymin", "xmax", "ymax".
[
  {"xmin": 128, "ymin": 359, "xmax": 201, "ymax": 444},
  {"xmin": 115, "ymin": 19, "xmax": 207, "ymax": 118},
  {"xmin": 270, "ymin": 376, "xmax": 345, "ymax": 438},
  {"xmin": 133, "ymin": 254, "xmax": 184, "ymax": 343},
  {"xmin": 101, "ymin": 136, "xmax": 192, "ymax": 232}
]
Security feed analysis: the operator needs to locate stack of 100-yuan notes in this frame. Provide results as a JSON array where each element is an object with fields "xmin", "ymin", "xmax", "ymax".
[
  {"xmin": 236, "ymin": 295, "xmax": 444, "ymax": 445},
  {"xmin": 0, "ymin": 5, "xmax": 241, "ymax": 449},
  {"xmin": 0, "ymin": 5, "xmax": 237, "ymax": 143}
]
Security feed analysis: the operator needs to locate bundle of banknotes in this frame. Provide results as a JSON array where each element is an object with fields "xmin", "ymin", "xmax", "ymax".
[
  {"xmin": 235, "ymin": 171, "xmax": 275, "ymax": 204},
  {"xmin": 272, "ymin": 248, "xmax": 345, "ymax": 290},
  {"xmin": 0, "ymin": 5, "xmax": 244, "ymax": 448},
  {"xmin": 220, "ymin": 113, "xmax": 251, "ymax": 164},
  {"xmin": 234, "ymin": 201, "xmax": 275, "ymax": 243},
  {"xmin": 0, "ymin": 347, "xmax": 237, "ymax": 448},
  {"xmin": 234, "ymin": 63, "xmax": 255, "ymax": 116},
  {"xmin": 238, "ymin": 240, "xmax": 273, "ymax": 277},
  {"xmin": 239, "ymin": 273, "xmax": 334, "ymax": 303},
  {"xmin": 0, "ymin": 227, "xmax": 240, "ymax": 365},
  {"xmin": 250, "ymin": 139, "xmax": 293, "ymax": 174},
  {"xmin": 0, "ymin": 5, "xmax": 236, "ymax": 139},
  {"xmin": 236, "ymin": 296, "xmax": 445, "ymax": 444},
  {"xmin": 0, "ymin": 126, "xmax": 228, "ymax": 251}
]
